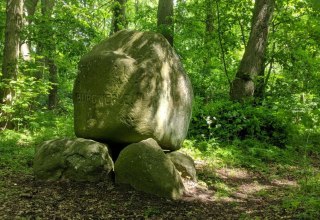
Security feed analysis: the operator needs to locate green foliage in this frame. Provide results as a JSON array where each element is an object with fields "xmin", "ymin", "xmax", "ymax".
[
  {"xmin": 0, "ymin": 111, "xmax": 74, "ymax": 172},
  {"xmin": 0, "ymin": 130, "xmax": 35, "ymax": 173},
  {"xmin": 189, "ymin": 98, "xmax": 289, "ymax": 147},
  {"xmin": 183, "ymin": 137, "xmax": 301, "ymax": 173},
  {"xmin": 0, "ymin": 59, "xmax": 51, "ymax": 128},
  {"xmin": 182, "ymin": 137, "xmax": 320, "ymax": 217},
  {"xmin": 0, "ymin": 0, "xmax": 319, "ymax": 218},
  {"xmin": 283, "ymin": 173, "xmax": 320, "ymax": 218},
  {"xmin": 144, "ymin": 206, "xmax": 161, "ymax": 218},
  {"xmin": 131, "ymin": 1, "xmax": 157, "ymax": 31}
]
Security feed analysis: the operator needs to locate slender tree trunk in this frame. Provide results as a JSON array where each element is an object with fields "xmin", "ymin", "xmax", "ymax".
[
  {"xmin": 134, "ymin": 0, "xmax": 139, "ymax": 28},
  {"xmin": 41, "ymin": 0, "xmax": 58, "ymax": 109},
  {"xmin": 203, "ymin": 0, "xmax": 214, "ymax": 76},
  {"xmin": 200, "ymin": 0, "xmax": 215, "ymax": 101},
  {"xmin": 216, "ymin": 0, "xmax": 231, "ymax": 86},
  {"xmin": 230, "ymin": 0, "xmax": 275, "ymax": 101},
  {"xmin": 1, "ymin": 0, "xmax": 23, "ymax": 105},
  {"xmin": 20, "ymin": 0, "xmax": 39, "ymax": 61},
  {"xmin": 0, "ymin": 0, "xmax": 23, "ymax": 129},
  {"xmin": 157, "ymin": 0, "xmax": 174, "ymax": 45},
  {"xmin": 135, "ymin": 0, "xmax": 139, "ymax": 13},
  {"xmin": 25, "ymin": 0, "xmax": 39, "ymax": 17},
  {"xmin": 47, "ymin": 58, "xmax": 58, "ymax": 109},
  {"xmin": 238, "ymin": 18, "xmax": 247, "ymax": 48},
  {"xmin": 110, "ymin": 0, "xmax": 127, "ymax": 35},
  {"xmin": 255, "ymin": 21, "xmax": 275, "ymax": 101}
]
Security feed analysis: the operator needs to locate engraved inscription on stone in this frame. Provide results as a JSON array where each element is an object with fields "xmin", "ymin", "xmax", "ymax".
[{"xmin": 75, "ymin": 92, "xmax": 118, "ymax": 106}]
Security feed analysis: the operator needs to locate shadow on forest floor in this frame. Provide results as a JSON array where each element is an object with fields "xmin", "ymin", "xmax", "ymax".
[{"xmin": 0, "ymin": 161, "xmax": 300, "ymax": 219}]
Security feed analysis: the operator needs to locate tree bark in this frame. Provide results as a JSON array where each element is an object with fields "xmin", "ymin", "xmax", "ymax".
[
  {"xmin": 230, "ymin": 0, "xmax": 275, "ymax": 101},
  {"xmin": 238, "ymin": 18, "xmax": 247, "ymax": 48},
  {"xmin": 25, "ymin": 0, "xmax": 39, "ymax": 18},
  {"xmin": 203, "ymin": 0, "xmax": 214, "ymax": 76},
  {"xmin": 110, "ymin": 0, "xmax": 127, "ymax": 35},
  {"xmin": 255, "ymin": 20, "xmax": 275, "ymax": 101},
  {"xmin": 134, "ymin": 0, "xmax": 139, "ymax": 28},
  {"xmin": 41, "ymin": 0, "xmax": 58, "ymax": 109},
  {"xmin": 1, "ymin": 0, "xmax": 23, "ymax": 105},
  {"xmin": 47, "ymin": 58, "xmax": 58, "ymax": 109},
  {"xmin": 20, "ymin": 0, "xmax": 39, "ymax": 61},
  {"xmin": 157, "ymin": 0, "xmax": 174, "ymax": 45},
  {"xmin": 216, "ymin": 0, "xmax": 231, "ymax": 86}
]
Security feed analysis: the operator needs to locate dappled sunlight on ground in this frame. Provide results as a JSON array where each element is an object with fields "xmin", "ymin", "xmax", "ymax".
[
  {"xmin": 215, "ymin": 167, "xmax": 251, "ymax": 180},
  {"xmin": 180, "ymin": 159, "xmax": 299, "ymax": 206},
  {"xmin": 271, "ymin": 179, "xmax": 298, "ymax": 187},
  {"xmin": 182, "ymin": 179, "xmax": 215, "ymax": 202},
  {"xmin": 0, "ymin": 161, "xmax": 305, "ymax": 219}
]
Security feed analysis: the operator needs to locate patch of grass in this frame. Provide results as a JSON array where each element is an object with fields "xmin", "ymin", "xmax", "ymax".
[
  {"xmin": 282, "ymin": 172, "xmax": 320, "ymax": 218},
  {"xmin": 0, "ymin": 130, "xmax": 35, "ymax": 173},
  {"xmin": 143, "ymin": 206, "xmax": 161, "ymax": 218},
  {"xmin": 255, "ymin": 189, "xmax": 270, "ymax": 197},
  {"xmin": 183, "ymin": 138, "xmax": 313, "ymax": 176},
  {"xmin": 182, "ymin": 137, "xmax": 320, "ymax": 218},
  {"xmin": 0, "ymin": 111, "xmax": 75, "ymax": 173},
  {"xmin": 214, "ymin": 181, "xmax": 234, "ymax": 198}
]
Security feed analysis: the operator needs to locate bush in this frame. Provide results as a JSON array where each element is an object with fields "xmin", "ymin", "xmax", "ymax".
[
  {"xmin": 188, "ymin": 98, "xmax": 289, "ymax": 147},
  {"xmin": 0, "ymin": 60, "xmax": 51, "ymax": 129}
]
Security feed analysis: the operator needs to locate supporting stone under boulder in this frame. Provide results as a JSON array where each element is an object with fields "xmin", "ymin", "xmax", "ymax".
[
  {"xmin": 167, "ymin": 151, "xmax": 197, "ymax": 181},
  {"xmin": 114, "ymin": 138, "xmax": 185, "ymax": 199},
  {"xmin": 33, "ymin": 138, "xmax": 114, "ymax": 182},
  {"xmin": 73, "ymin": 30, "xmax": 193, "ymax": 151}
]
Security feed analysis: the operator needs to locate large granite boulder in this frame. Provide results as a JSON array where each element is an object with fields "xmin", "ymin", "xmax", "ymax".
[
  {"xmin": 33, "ymin": 138, "xmax": 114, "ymax": 182},
  {"xmin": 73, "ymin": 30, "xmax": 193, "ymax": 151},
  {"xmin": 167, "ymin": 151, "xmax": 197, "ymax": 181},
  {"xmin": 114, "ymin": 138, "xmax": 184, "ymax": 199}
]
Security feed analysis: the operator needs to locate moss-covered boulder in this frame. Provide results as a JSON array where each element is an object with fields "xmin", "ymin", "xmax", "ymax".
[
  {"xmin": 114, "ymin": 138, "xmax": 184, "ymax": 199},
  {"xmin": 167, "ymin": 151, "xmax": 197, "ymax": 181},
  {"xmin": 73, "ymin": 30, "xmax": 193, "ymax": 151},
  {"xmin": 33, "ymin": 138, "xmax": 114, "ymax": 182}
]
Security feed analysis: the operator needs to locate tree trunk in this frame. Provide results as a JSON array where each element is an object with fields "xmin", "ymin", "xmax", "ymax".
[
  {"xmin": 25, "ymin": 0, "xmax": 39, "ymax": 18},
  {"xmin": 203, "ymin": 0, "xmax": 214, "ymax": 76},
  {"xmin": 134, "ymin": 0, "xmax": 139, "ymax": 28},
  {"xmin": 157, "ymin": 0, "xmax": 174, "ymax": 45},
  {"xmin": 216, "ymin": 0, "xmax": 231, "ymax": 86},
  {"xmin": 47, "ymin": 58, "xmax": 58, "ymax": 109},
  {"xmin": 41, "ymin": 0, "xmax": 58, "ymax": 109},
  {"xmin": 1, "ymin": 0, "xmax": 23, "ymax": 105},
  {"xmin": 20, "ymin": 0, "xmax": 39, "ymax": 61},
  {"xmin": 230, "ymin": 0, "xmax": 275, "ymax": 101},
  {"xmin": 110, "ymin": 0, "xmax": 127, "ymax": 35}
]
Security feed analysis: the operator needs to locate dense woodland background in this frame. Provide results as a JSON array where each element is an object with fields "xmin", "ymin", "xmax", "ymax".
[{"xmin": 1, "ymin": 0, "xmax": 320, "ymax": 218}]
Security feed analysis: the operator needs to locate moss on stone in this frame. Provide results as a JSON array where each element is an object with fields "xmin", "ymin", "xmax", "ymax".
[{"xmin": 114, "ymin": 138, "xmax": 184, "ymax": 199}]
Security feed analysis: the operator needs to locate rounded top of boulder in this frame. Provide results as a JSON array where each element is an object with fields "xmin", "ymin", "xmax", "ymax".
[
  {"xmin": 74, "ymin": 30, "xmax": 193, "ymax": 151},
  {"xmin": 82, "ymin": 30, "xmax": 175, "ymax": 61}
]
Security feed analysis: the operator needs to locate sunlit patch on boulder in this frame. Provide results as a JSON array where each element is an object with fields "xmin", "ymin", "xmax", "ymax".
[
  {"xmin": 114, "ymin": 138, "xmax": 185, "ymax": 199},
  {"xmin": 73, "ymin": 30, "xmax": 193, "ymax": 151}
]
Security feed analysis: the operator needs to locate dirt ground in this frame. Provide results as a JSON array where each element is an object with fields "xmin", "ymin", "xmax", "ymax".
[{"xmin": 0, "ymin": 163, "xmax": 298, "ymax": 219}]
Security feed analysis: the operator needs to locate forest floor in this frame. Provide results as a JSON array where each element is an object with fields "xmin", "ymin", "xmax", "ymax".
[
  {"xmin": 0, "ymin": 159, "xmax": 307, "ymax": 219},
  {"xmin": 1, "ymin": 119, "xmax": 319, "ymax": 219}
]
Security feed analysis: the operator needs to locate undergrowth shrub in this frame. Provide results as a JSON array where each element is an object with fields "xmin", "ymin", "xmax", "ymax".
[
  {"xmin": 0, "ymin": 60, "xmax": 51, "ymax": 129},
  {"xmin": 0, "ymin": 57, "xmax": 76, "ymax": 130},
  {"xmin": 188, "ymin": 97, "xmax": 289, "ymax": 147}
]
